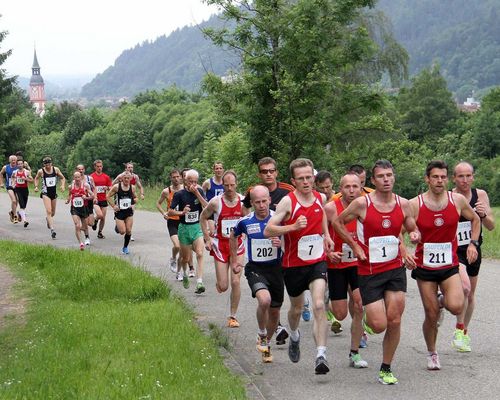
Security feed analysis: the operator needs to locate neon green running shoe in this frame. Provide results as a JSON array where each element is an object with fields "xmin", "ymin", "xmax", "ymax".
[
  {"xmin": 378, "ymin": 370, "xmax": 398, "ymax": 385},
  {"xmin": 363, "ymin": 313, "xmax": 375, "ymax": 335},
  {"xmin": 182, "ymin": 274, "xmax": 190, "ymax": 289},
  {"xmin": 452, "ymin": 329, "xmax": 471, "ymax": 352}
]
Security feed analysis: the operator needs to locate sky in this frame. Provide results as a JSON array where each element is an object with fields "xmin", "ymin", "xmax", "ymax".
[{"xmin": 1, "ymin": 0, "xmax": 219, "ymax": 79}]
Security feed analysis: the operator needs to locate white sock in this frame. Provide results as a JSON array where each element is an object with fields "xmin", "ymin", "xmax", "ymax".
[
  {"xmin": 290, "ymin": 329, "xmax": 300, "ymax": 342},
  {"xmin": 317, "ymin": 346, "xmax": 326, "ymax": 358},
  {"xmin": 258, "ymin": 329, "xmax": 267, "ymax": 337}
]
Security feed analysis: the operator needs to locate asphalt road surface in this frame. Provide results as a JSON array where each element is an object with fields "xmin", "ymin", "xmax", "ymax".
[{"xmin": 1, "ymin": 192, "xmax": 499, "ymax": 400}]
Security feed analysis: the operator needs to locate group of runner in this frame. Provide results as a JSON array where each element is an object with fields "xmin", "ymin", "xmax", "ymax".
[{"xmin": 1, "ymin": 154, "xmax": 495, "ymax": 384}]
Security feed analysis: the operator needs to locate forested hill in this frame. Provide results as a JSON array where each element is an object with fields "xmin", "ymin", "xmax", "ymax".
[
  {"xmin": 82, "ymin": 1, "xmax": 500, "ymax": 100},
  {"xmin": 80, "ymin": 14, "xmax": 238, "ymax": 98},
  {"xmin": 378, "ymin": 0, "xmax": 500, "ymax": 99}
]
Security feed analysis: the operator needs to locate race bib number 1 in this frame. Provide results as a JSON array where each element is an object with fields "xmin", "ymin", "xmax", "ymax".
[
  {"xmin": 298, "ymin": 234, "xmax": 323, "ymax": 261},
  {"xmin": 341, "ymin": 243, "xmax": 357, "ymax": 263},
  {"xmin": 251, "ymin": 238, "xmax": 278, "ymax": 262},
  {"xmin": 368, "ymin": 235, "xmax": 399, "ymax": 263},
  {"xmin": 423, "ymin": 242, "xmax": 452, "ymax": 268}
]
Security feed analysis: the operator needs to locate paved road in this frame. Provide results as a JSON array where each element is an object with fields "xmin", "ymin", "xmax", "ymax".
[{"xmin": 1, "ymin": 192, "xmax": 499, "ymax": 399}]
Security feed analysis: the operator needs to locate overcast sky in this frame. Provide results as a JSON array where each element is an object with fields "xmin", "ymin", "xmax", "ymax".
[{"xmin": 1, "ymin": 0, "xmax": 219, "ymax": 78}]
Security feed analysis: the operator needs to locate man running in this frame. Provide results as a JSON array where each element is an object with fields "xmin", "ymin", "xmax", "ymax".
[
  {"xmin": 11, "ymin": 158, "xmax": 34, "ymax": 228},
  {"xmin": 325, "ymin": 173, "xmax": 368, "ymax": 368},
  {"xmin": 315, "ymin": 170, "xmax": 336, "ymax": 202},
  {"xmin": 202, "ymin": 161, "xmax": 225, "ymax": 239},
  {"xmin": 34, "ymin": 157, "xmax": 66, "ymax": 239},
  {"xmin": 332, "ymin": 164, "xmax": 374, "ymax": 201},
  {"xmin": 451, "ymin": 161, "xmax": 495, "ymax": 352},
  {"xmin": 113, "ymin": 162, "xmax": 145, "ymax": 200},
  {"xmin": 265, "ymin": 158, "xmax": 334, "ymax": 375},
  {"xmin": 0, "ymin": 155, "xmax": 19, "ymax": 223},
  {"xmin": 66, "ymin": 171, "xmax": 94, "ymax": 250},
  {"xmin": 107, "ymin": 171, "xmax": 137, "ymax": 255},
  {"xmin": 157, "ymin": 169, "xmax": 183, "ymax": 273},
  {"xmin": 76, "ymin": 164, "xmax": 96, "ymax": 245},
  {"xmin": 333, "ymin": 159, "xmax": 420, "ymax": 385},
  {"xmin": 231, "ymin": 185, "xmax": 284, "ymax": 362},
  {"xmin": 169, "ymin": 169, "xmax": 207, "ymax": 293},
  {"xmin": 90, "ymin": 160, "xmax": 113, "ymax": 239},
  {"xmin": 409, "ymin": 160, "xmax": 480, "ymax": 370}
]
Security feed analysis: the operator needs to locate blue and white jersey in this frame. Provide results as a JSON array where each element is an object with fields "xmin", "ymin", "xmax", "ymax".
[{"xmin": 233, "ymin": 211, "xmax": 281, "ymax": 266}]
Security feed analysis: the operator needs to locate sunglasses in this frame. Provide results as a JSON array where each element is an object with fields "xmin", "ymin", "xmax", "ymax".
[{"xmin": 259, "ymin": 168, "xmax": 276, "ymax": 174}]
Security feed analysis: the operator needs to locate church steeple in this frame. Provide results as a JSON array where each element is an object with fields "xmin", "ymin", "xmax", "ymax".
[{"xmin": 29, "ymin": 48, "xmax": 46, "ymax": 116}]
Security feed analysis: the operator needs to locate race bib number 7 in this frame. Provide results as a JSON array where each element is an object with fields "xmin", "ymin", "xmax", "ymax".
[
  {"xmin": 298, "ymin": 234, "xmax": 323, "ymax": 261},
  {"xmin": 368, "ymin": 235, "xmax": 399, "ymax": 263}
]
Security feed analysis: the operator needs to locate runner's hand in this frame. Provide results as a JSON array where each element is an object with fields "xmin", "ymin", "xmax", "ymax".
[
  {"xmin": 271, "ymin": 237, "xmax": 281, "ymax": 247},
  {"xmin": 409, "ymin": 230, "xmax": 421, "ymax": 244},
  {"xmin": 403, "ymin": 253, "xmax": 417, "ymax": 270},
  {"xmin": 204, "ymin": 237, "xmax": 213, "ymax": 252},
  {"xmin": 294, "ymin": 215, "xmax": 307, "ymax": 230},
  {"xmin": 467, "ymin": 244, "xmax": 478, "ymax": 264},
  {"xmin": 328, "ymin": 251, "xmax": 342, "ymax": 263}
]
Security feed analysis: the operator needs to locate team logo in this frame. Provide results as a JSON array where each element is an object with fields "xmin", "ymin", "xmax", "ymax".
[
  {"xmin": 434, "ymin": 217, "xmax": 444, "ymax": 227},
  {"xmin": 382, "ymin": 219, "xmax": 391, "ymax": 228}
]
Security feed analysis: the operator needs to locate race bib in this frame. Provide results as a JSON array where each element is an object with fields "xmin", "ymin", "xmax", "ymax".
[
  {"xmin": 423, "ymin": 242, "xmax": 453, "ymax": 268},
  {"xmin": 46, "ymin": 177, "xmax": 56, "ymax": 187},
  {"xmin": 298, "ymin": 234, "xmax": 323, "ymax": 261},
  {"xmin": 251, "ymin": 238, "xmax": 278, "ymax": 262},
  {"xmin": 341, "ymin": 242, "xmax": 357, "ymax": 263},
  {"xmin": 368, "ymin": 235, "xmax": 399, "ymax": 263},
  {"xmin": 185, "ymin": 210, "xmax": 199, "ymax": 223},
  {"xmin": 456, "ymin": 221, "xmax": 471, "ymax": 246},
  {"xmin": 72, "ymin": 197, "xmax": 84, "ymax": 208},
  {"xmin": 16, "ymin": 177, "xmax": 25, "ymax": 185},
  {"xmin": 214, "ymin": 188, "xmax": 224, "ymax": 196},
  {"xmin": 119, "ymin": 197, "xmax": 131, "ymax": 210},
  {"xmin": 96, "ymin": 185, "xmax": 106, "ymax": 194},
  {"xmin": 221, "ymin": 219, "xmax": 239, "ymax": 238}
]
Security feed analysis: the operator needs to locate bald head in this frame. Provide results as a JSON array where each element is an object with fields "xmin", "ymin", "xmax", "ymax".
[
  {"xmin": 250, "ymin": 185, "xmax": 270, "ymax": 200},
  {"xmin": 453, "ymin": 161, "xmax": 474, "ymax": 176},
  {"xmin": 339, "ymin": 173, "xmax": 362, "ymax": 204},
  {"xmin": 250, "ymin": 185, "xmax": 271, "ymax": 218}
]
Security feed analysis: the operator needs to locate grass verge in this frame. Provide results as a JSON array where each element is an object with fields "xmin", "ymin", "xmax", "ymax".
[
  {"xmin": 0, "ymin": 241, "xmax": 245, "ymax": 400},
  {"xmin": 482, "ymin": 207, "xmax": 499, "ymax": 259}
]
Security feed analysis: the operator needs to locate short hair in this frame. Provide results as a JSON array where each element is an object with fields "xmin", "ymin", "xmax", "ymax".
[
  {"xmin": 258, "ymin": 157, "xmax": 277, "ymax": 169},
  {"xmin": 371, "ymin": 159, "xmax": 393, "ymax": 176},
  {"xmin": 185, "ymin": 169, "xmax": 199, "ymax": 180},
  {"xmin": 93, "ymin": 159, "xmax": 103, "ymax": 166},
  {"xmin": 453, "ymin": 161, "xmax": 475, "ymax": 176},
  {"xmin": 15, "ymin": 151, "xmax": 24, "ymax": 157},
  {"xmin": 42, "ymin": 156, "xmax": 52, "ymax": 164},
  {"xmin": 213, "ymin": 161, "xmax": 223, "ymax": 168},
  {"xmin": 169, "ymin": 169, "xmax": 181, "ymax": 177},
  {"xmin": 348, "ymin": 164, "xmax": 366, "ymax": 175},
  {"xmin": 290, "ymin": 158, "xmax": 314, "ymax": 178},
  {"xmin": 315, "ymin": 170, "xmax": 332, "ymax": 184},
  {"xmin": 222, "ymin": 169, "xmax": 238, "ymax": 183},
  {"xmin": 425, "ymin": 160, "xmax": 448, "ymax": 177}
]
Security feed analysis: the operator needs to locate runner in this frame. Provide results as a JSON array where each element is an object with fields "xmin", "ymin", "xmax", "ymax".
[
  {"xmin": 66, "ymin": 171, "xmax": 94, "ymax": 250},
  {"xmin": 157, "ymin": 169, "xmax": 183, "ymax": 273},
  {"xmin": 113, "ymin": 162, "xmax": 145, "ymax": 200},
  {"xmin": 451, "ymin": 161, "xmax": 496, "ymax": 352},
  {"xmin": 230, "ymin": 185, "xmax": 284, "ymax": 362},
  {"xmin": 333, "ymin": 159, "xmax": 420, "ymax": 385},
  {"xmin": 264, "ymin": 158, "xmax": 334, "ymax": 375},
  {"xmin": 0, "ymin": 155, "xmax": 19, "ymax": 223},
  {"xmin": 202, "ymin": 161, "xmax": 225, "ymax": 200},
  {"xmin": 409, "ymin": 160, "xmax": 480, "ymax": 370},
  {"xmin": 106, "ymin": 171, "xmax": 137, "ymax": 255},
  {"xmin": 90, "ymin": 160, "xmax": 113, "ymax": 239},
  {"xmin": 11, "ymin": 158, "xmax": 34, "ymax": 228},
  {"xmin": 34, "ymin": 157, "xmax": 66, "ymax": 239},
  {"xmin": 242, "ymin": 157, "xmax": 294, "ymax": 345},
  {"xmin": 325, "ymin": 173, "xmax": 367, "ymax": 368},
  {"xmin": 76, "ymin": 164, "xmax": 96, "ymax": 245},
  {"xmin": 168, "ymin": 169, "xmax": 207, "ymax": 293},
  {"xmin": 201, "ymin": 170, "xmax": 245, "ymax": 327},
  {"xmin": 332, "ymin": 164, "xmax": 374, "ymax": 201}
]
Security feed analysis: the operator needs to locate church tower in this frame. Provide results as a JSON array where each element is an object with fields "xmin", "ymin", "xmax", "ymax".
[{"xmin": 29, "ymin": 49, "xmax": 46, "ymax": 116}]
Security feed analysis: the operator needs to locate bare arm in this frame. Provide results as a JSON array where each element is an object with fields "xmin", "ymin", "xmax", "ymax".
[
  {"xmin": 229, "ymin": 230, "xmax": 243, "ymax": 273},
  {"xmin": 324, "ymin": 202, "xmax": 342, "ymax": 263},
  {"xmin": 475, "ymin": 189, "xmax": 495, "ymax": 231},
  {"xmin": 200, "ymin": 199, "xmax": 217, "ymax": 249},
  {"xmin": 55, "ymin": 168, "xmax": 66, "ymax": 191},
  {"xmin": 332, "ymin": 197, "xmax": 367, "ymax": 261},
  {"xmin": 0, "ymin": 166, "xmax": 5, "ymax": 187},
  {"xmin": 106, "ymin": 184, "xmax": 119, "ymax": 211},
  {"xmin": 401, "ymin": 198, "xmax": 420, "ymax": 244},
  {"xmin": 33, "ymin": 169, "xmax": 42, "ymax": 191},
  {"xmin": 202, "ymin": 179, "xmax": 210, "ymax": 194},
  {"xmin": 454, "ymin": 193, "xmax": 480, "ymax": 264},
  {"xmin": 157, "ymin": 189, "xmax": 169, "ymax": 219},
  {"xmin": 263, "ymin": 196, "xmax": 301, "ymax": 237}
]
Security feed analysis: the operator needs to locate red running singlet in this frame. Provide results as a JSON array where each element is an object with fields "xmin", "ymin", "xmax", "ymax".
[{"xmin": 328, "ymin": 198, "xmax": 358, "ymax": 269}]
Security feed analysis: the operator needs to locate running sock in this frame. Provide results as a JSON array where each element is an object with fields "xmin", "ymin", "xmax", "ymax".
[
  {"xmin": 290, "ymin": 329, "xmax": 300, "ymax": 342},
  {"xmin": 316, "ymin": 346, "xmax": 326, "ymax": 358},
  {"xmin": 197, "ymin": 278, "xmax": 203, "ymax": 284},
  {"xmin": 258, "ymin": 329, "xmax": 267, "ymax": 337},
  {"xmin": 380, "ymin": 363, "xmax": 391, "ymax": 372},
  {"xmin": 456, "ymin": 323, "xmax": 465, "ymax": 331},
  {"xmin": 19, "ymin": 210, "xmax": 26, "ymax": 221},
  {"xmin": 124, "ymin": 234, "xmax": 131, "ymax": 247}
]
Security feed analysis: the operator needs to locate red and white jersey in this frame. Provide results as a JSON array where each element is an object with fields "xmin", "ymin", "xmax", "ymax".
[
  {"xmin": 356, "ymin": 194, "xmax": 404, "ymax": 275},
  {"xmin": 415, "ymin": 192, "xmax": 459, "ymax": 270},
  {"xmin": 70, "ymin": 184, "xmax": 87, "ymax": 208},
  {"xmin": 328, "ymin": 198, "xmax": 358, "ymax": 269},
  {"xmin": 90, "ymin": 172, "xmax": 112, "ymax": 202},
  {"xmin": 283, "ymin": 191, "xmax": 325, "ymax": 268},
  {"xmin": 214, "ymin": 193, "xmax": 244, "ymax": 241},
  {"xmin": 13, "ymin": 169, "xmax": 29, "ymax": 188}
]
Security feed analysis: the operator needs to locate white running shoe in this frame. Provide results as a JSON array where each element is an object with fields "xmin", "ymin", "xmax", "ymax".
[
  {"xmin": 85, "ymin": 238, "xmax": 91, "ymax": 246},
  {"xmin": 176, "ymin": 272, "xmax": 183, "ymax": 281},
  {"xmin": 169, "ymin": 258, "xmax": 177, "ymax": 273},
  {"xmin": 427, "ymin": 352, "xmax": 441, "ymax": 370}
]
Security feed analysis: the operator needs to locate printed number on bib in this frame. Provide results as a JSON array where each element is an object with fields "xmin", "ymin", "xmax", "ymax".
[
  {"xmin": 368, "ymin": 235, "xmax": 399, "ymax": 263},
  {"xmin": 45, "ymin": 177, "xmax": 56, "ymax": 187},
  {"xmin": 185, "ymin": 211, "xmax": 199, "ymax": 223},
  {"xmin": 96, "ymin": 186, "xmax": 106, "ymax": 194},
  {"xmin": 298, "ymin": 234, "xmax": 323, "ymax": 261},
  {"xmin": 341, "ymin": 243, "xmax": 357, "ymax": 263},
  {"xmin": 251, "ymin": 238, "xmax": 278, "ymax": 262},
  {"xmin": 221, "ymin": 219, "xmax": 238, "ymax": 238},
  {"xmin": 456, "ymin": 221, "xmax": 472, "ymax": 246},
  {"xmin": 119, "ymin": 198, "xmax": 131, "ymax": 210},
  {"xmin": 423, "ymin": 242, "xmax": 452, "ymax": 268},
  {"xmin": 72, "ymin": 197, "xmax": 84, "ymax": 208},
  {"xmin": 16, "ymin": 177, "xmax": 25, "ymax": 185}
]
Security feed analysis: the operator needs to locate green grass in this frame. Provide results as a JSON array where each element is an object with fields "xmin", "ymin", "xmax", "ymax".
[
  {"xmin": 0, "ymin": 241, "xmax": 245, "ymax": 400},
  {"xmin": 134, "ymin": 183, "xmax": 165, "ymax": 213},
  {"xmin": 482, "ymin": 207, "xmax": 499, "ymax": 259}
]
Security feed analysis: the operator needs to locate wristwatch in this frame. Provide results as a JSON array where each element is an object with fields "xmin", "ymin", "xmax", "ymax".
[{"xmin": 470, "ymin": 240, "xmax": 480, "ymax": 248}]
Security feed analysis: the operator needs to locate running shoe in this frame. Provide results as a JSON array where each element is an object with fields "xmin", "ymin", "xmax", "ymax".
[
  {"xmin": 302, "ymin": 302, "xmax": 311, "ymax": 321},
  {"xmin": 462, "ymin": 334, "xmax": 471, "ymax": 352},
  {"xmin": 349, "ymin": 352, "xmax": 368, "ymax": 368},
  {"xmin": 9, "ymin": 211, "xmax": 14, "ymax": 223},
  {"xmin": 92, "ymin": 220, "xmax": 98, "ymax": 231},
  {"xmin": 188, "ymin": 267, "xmax": 195, "ymax": 278},
  {"xmin": 131, "ymin": 236, "xmax": 135, "ymax": 241},
  {"xmin": 288, "ymin": 335, "xmax": 300, "ymax": 363},
  {"xmin": 24, "ymin": 221, "xmax": 29, "ymax": 228},
  {"xmin": 97, "ymin": 231, "xmax": 105, "ymax": 239},
  {"xmin": 256, "ymin": 335, "xmax": 269, "ymax": 353},
  {"xmin": 262, "ymin": 346, "xmax": 273, "ymax": 363},
  {"xmin": 363, "ymin": 313, "xmax": 375, "ymax": 335},
  {"xmin": 378, "ymin": 370, "xmax": 398, "ymax": 385},
  {"xmin": 315, "ymin": 355, "xmax": 330, "ymax": 374},
  {"xmin": 359, "ymin": 332, "xmax": 368, "ymax": 348},
  {"xmin": 275, "ymin": 325, "xmax": 289, "ymax": 345},
  {"xmin": 169, "ymin": 258, "xmax": 177, "ymax": 273},
  {"xmin": 194, "ymin": 282, "xmax": 205, "ymax": 294},
  {"xmin": 182, "ymin": 274, "xmax": 189, "ymax": 289},
  {"xmin": 427, "ymin": 352, "xmax": 441, "ymax": 370},
  {"xmin": 437, "ymin": 292, "xmax": 444, "ymax": 327},
  {"xmin": 227, "ymin": 316, "xmax": 240, "ymax": 328},
  {"xmin": 85, "ymin": 238, "xmax": 91, "ymax": 246},
  {"xmin": 79, "ymin": 243, "xmax": 85, "ymax": 251},
  {"xmin": 122, "ymin": 247, "xmax": 129, "ymax": 255},
  {"xmin": 176, "ymin": 272, "xmax": 183, "ymax": 281},
  {"xmin": 452, "ymin": 329, "xmax": 471, "ymax": 352},
  {"xmin": 331, "ymin": 319, "xmax": 343, "ymax": 334},
  {"xmin": 13, "ymin": 215, "xmax": 18, "ymax": 223},
  {"xmin": 51, "ymin": 230, "xmax": 57, "ymax": 239}
]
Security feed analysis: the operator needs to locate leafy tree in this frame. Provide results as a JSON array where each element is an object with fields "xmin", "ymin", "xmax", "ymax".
[
  {"xmin": 25, "ymin": 131, "xmax": 64, "ymax": 170},
  {"xmin": 62, "ymin": 108, "xmax": 105, "ymax": 148},
  {"xmin": 37, "ymin": 102, "xmax": 82, "ymax": 135}
]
